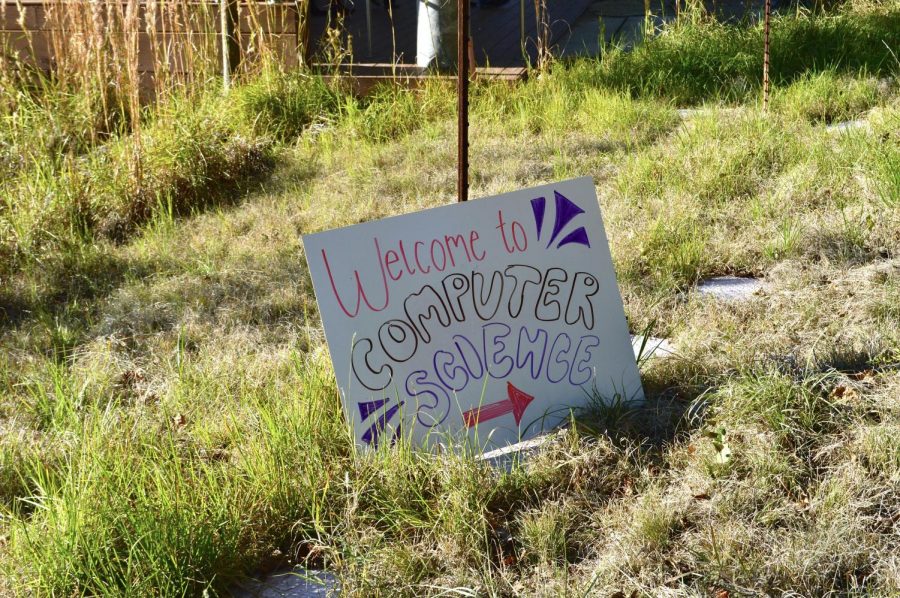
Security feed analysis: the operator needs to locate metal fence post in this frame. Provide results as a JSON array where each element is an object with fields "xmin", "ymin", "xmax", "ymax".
[{"xmin": 457, "ymin": 0, "xmax": 469, "ymax": 203}]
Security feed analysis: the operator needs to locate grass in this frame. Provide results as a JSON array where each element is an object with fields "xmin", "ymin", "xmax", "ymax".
[
  {"xmin": 1, "ymin": 0, "xmax": 900, "ymax": 595},
  {"xmin": 770, "ymin": 68, "xmax": 888, "ymax": 122},
  {"xmin": 589, "ymin": 0, "xmax": 900, "ymax": 104}
]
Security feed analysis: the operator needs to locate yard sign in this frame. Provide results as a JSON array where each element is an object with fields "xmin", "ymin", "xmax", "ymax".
[{"xmin": 303, "ymin": 177, "xmax": 643, "ymax": 451}]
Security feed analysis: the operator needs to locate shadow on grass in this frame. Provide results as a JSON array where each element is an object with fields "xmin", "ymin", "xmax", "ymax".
[
  {"xmin": 577, "ymin": 382, "xmax": 702, "ymax": 452},
  {"xmin": 0, "ymin": 158, "xmax": 318, "ymax": 354},
  {"xmin": 0, "ymin": 249, "xmax": 142, "ymax": 333}
]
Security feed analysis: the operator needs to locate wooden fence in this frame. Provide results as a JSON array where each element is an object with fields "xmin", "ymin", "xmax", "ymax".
[{"xmin": 0, "ymin": 0, "xmax": 305, "ymax": 76}]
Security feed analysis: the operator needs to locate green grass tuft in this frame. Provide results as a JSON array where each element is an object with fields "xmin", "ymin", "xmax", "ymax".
[{"xmin": 589, "ymin": 3, "xmax": 900, "ymax": 104}]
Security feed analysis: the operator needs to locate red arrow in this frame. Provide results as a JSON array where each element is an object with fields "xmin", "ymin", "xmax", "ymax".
[{"xmin": 462, "ymin": 382, "xmax": 535, "ymax": 428}]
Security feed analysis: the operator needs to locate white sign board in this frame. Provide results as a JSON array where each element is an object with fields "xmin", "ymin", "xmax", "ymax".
[{"xmin": 303, "ymin": 177, "xmax": 643, "ymax": 451}]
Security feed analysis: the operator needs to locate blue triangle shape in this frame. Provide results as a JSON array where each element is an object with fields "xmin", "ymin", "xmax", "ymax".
[
  {"xmin": 556, "ymin": 226, "xmax": 590, "ymax": 249},
  {"xmin": 530, "ymin": 196, "xmax": 546, "ymax": 240},
  {"xmin": 547, "ymin": 191, "xmax": 585, "ymax": 248},
  {"xmin": 358, "ymin": 398, "xmax": 389, "ymax": 422},
  {"xmin": 361, "ymin": 402, "xmax": 404, "ymax": 447}
]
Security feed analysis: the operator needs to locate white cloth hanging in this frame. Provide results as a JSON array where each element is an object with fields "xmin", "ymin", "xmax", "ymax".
[{"xmin": 416, "ymin": 0, "xmax": 442, "ymax": 67}]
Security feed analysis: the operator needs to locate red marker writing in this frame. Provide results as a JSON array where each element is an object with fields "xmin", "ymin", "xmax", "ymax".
[{"xmin": 463, "ymin": 382, "xmax": 535, "ymax": 428}]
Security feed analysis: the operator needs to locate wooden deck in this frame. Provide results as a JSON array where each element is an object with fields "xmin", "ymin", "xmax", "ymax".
[{"xmin": 308, "ymin": 0, "xmax": 595, "ymax": 68}]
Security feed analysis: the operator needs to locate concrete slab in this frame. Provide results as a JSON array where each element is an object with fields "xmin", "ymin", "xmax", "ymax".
[
  {"xmin": 677, "ymin": 107, "xmax": 746, "ymax": 120},
  {"xmin": 478, "ymin": 432, "xmax": 558, "ymax": 468},
  {"xmin": 594, "ymin": 0, "xmax": 652, "ymax": 17},
  {"xmin": 826, "ymin": 120, "xmax": 869, "ymax": 134},
  {"xmin": 697, "ymin": 276, "xmax": 762, "ymax": 301},
  {"xmin": 632, "ymin": 334, "xmax": 676, "ymax": 360},
  {"xmin": 615, "ymin": 16, "xmax": 648, "ymax": 47},
  {"xmin": 232, "ymin": 568, "xmax": 338, "ymax": 598},
  {"xmin": 559, "ymin": 0, "xmax": 671, "ymax": 57},
  {"xmin": 560, "ymin": 15, "xmax": 627, "ymax": 57},
  {"xmin": 564, "ymin": 0, "xmax": 780, "ymax": 58}
]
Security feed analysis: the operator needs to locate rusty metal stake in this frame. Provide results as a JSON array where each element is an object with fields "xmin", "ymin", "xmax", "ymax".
[
  {"xmin": 763, "ymin": 0, "xmax": 771, "ymax": 111},
  {"xmin": 457, "ymin": 0, "xmax": 470, "ymax": 203}
]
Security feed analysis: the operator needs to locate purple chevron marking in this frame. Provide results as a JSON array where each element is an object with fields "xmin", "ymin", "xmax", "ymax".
[
  {"xmin": 556, "ymin": 227, "xmax": 591, "ymax": 249},
  {"xmin": 361, "ymin": 401, "xmax": 404, "ymax": 447},
  {"xmin": 530, "ymin": 196, "xmax": 546, "ymax": 240},
  {"xmin": 547, "ymin": 191, "xmax": 585, "ymax": 248},
  {"xmin": 358, "ymin": 398, "xmax": 389, "ymax": 421}
]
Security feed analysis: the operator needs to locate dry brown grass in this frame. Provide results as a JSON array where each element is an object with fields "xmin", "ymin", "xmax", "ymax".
[
  {"xmin": 3, "ymin": 92, "xmax": 892, "ymax": 594},
  {"xmin": 0, "ymin": 2, "xmax": 898, "ymax": 593},
  {"xmin": 1, "ymin": 0, "xmax": 312, "ymax": 134}
]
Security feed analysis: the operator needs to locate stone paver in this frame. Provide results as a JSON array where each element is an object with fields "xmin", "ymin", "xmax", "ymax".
[
  {"xmin": 479, "ymin": 432, "xmax": 559, "ymax": 467},
  {"xmin": 697, "ymin": 276, "xmax": 763, "ymax": 301},
  {"xmin": 232, "ymin": 569, "xmax": 338, "ymax": 598},
  {"xmin": 826, "ymin": 120, "xmax": 869, "ymax": 134},
  {"xmin": 632, "ymin": 334, "xmax": 676, "ymax": 360}
]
